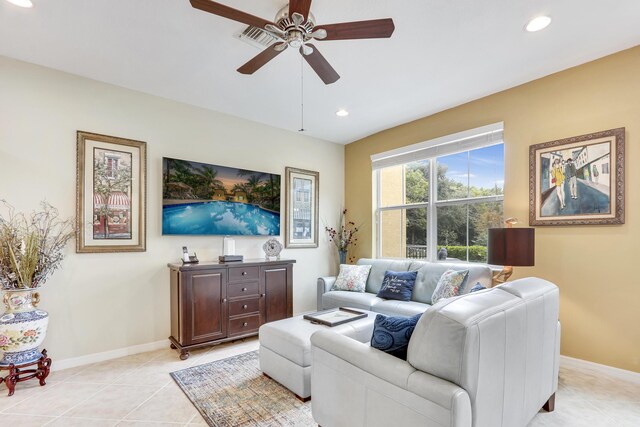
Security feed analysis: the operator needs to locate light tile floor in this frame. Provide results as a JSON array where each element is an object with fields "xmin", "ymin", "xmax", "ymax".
[{"xmin": 0, "ymin": 337, "xmax": 638, "ymax": 426}]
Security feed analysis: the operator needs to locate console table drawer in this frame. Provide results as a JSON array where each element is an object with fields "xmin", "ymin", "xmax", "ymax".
[
  {"xmin": 228, "ymin": 266, "xmax": 260, "ymax": 283},
  {"xmin": 227, "ymin": 282, "xmax": 260, "ymax": 298},
  {"xmin": 229, "ymin": 298, "xmax": 261, "ymax": 316},
  {"xmin": 229, "ymin": 314, "xmax": 261, "ymax": 336}
]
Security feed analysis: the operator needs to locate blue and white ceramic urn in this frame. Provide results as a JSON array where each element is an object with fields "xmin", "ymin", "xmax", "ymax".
[{"xmin": 0, "ymin": 289, "xmax": 49, "ymax": 367}]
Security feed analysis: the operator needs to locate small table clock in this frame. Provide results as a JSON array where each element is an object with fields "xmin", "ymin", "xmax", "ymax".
[{"xmin": 263, "ymin": 238, "xmax": 283, "ymax": 260}]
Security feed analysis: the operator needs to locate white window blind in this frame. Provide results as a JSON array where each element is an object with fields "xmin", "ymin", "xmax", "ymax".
[{"xmin": 371, "ymin": 122, "xmax": 504, "ymax": 170}]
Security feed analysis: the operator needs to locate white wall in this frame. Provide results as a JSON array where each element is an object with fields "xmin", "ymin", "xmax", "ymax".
[{"xmin": 0, "ymin": 56, "xmax": 344, "ymax": 361}]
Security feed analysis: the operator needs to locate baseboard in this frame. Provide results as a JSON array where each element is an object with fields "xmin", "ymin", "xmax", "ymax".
[
  {"xmin": 560, "ymin": 355, "xmax": 640, "ymax": 384},
  {"xmin": 52, "ymin": 339, "xmax": 170, "ymax": 371}
]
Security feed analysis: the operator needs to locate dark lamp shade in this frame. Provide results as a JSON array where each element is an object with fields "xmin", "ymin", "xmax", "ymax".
[{"xmin": 487, "ymin": 228, "xmax": 535, "ymax": 267}]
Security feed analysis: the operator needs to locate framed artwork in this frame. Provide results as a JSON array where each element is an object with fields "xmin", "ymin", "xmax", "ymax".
[
  {"xmin": 529, "ymin": 128, "xmax": 624, "ymax": 226},
  {"xmin": 162, "ymin": 157, "xmax": 280, "ymax": 236},
  {"xmin": 285, "ymin": 167, "xmax": 319, "ymax": 248},
  {"xmin": 76, "ymin": 131, "xmax": 147, "ymax": 252}
]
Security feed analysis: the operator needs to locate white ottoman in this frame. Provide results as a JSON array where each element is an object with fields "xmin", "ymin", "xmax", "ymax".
[{"xmin": 258, "ymin": 309, "xmax": 377, "ymax": 400}]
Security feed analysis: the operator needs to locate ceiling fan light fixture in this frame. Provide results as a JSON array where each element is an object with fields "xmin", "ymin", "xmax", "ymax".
[
  {"xmin": 525, "ymin": 16, "xmax": 551, "ymax": 32},
  {"xmin": 288, "ymin": 30, "xmax": 304, "ymax": 48},
  {"xmin": 336, "ymin": 109, "xmax": 349, "ymax": 117},
  {"xmin": 5, "ymin": 0, "xmax": 33, "ymax": 7},
  {"xmin": 310, "ymin": 29, "xmax": 327, "ymax": 40},
  {"xmin": 265, "ymin": 24, "xmax": 286, "ymax": 37},
  {"xmin": 291, "ymin": 12, "xmax": 304, "ymax": 26}
]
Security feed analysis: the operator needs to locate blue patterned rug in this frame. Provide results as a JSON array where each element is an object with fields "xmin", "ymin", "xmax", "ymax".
[{"xmin": 171, "ymin": 350, "xmax": 315, "ymax": 426}]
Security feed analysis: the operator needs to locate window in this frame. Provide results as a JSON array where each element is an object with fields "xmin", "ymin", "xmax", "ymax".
[
  {"xmin": 105, "ymin": 155, "xmax": 119, "ymax": 179},
  {"xmin": 373, "ymin": 124, "xmax": 505, "ymax": 262}
]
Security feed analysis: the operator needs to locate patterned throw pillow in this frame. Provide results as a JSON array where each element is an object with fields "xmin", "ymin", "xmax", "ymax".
[
  {"xmin": 470, "ymin": 282, "xmax": 487, "ymax": 293},
  {"xmin": 370, "ymin": 313, "xmax": 422, "ymax": 359},
  {"xmin": 376, "ymin": 270, "xmax": 418, "ymax": 302},
  {"xmin": 431, "ymin": 269, "xmax": 470, "ymax": 304},
  {"xmin": 331, "ymin": 264, "xmax": 372, "ymax": 292}
]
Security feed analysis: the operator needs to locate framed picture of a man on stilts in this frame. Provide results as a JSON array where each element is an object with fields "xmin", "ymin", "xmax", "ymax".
[{"xmin": 529, "ymin": 128, "xmax": 624, "ymax": 226}]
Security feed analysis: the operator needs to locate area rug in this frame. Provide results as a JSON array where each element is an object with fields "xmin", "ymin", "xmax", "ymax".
[{"xmin": 171, "ymin": 350, "xmax": 315, "ymax": 427}]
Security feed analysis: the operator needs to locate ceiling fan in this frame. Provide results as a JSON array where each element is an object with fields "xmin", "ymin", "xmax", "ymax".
[{"xmin": 189, "ymin": 0, "xmax": 395, "ymax": 84}]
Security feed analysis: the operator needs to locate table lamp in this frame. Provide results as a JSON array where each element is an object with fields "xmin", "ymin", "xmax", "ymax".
[{"xmin": 487, "ymin": 218, "xmax": 535, "ymax": 284}]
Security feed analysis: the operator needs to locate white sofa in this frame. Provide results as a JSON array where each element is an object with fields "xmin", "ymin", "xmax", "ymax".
[
  {"xmin": 317, "ymin": 258, "xmax": 494, "ymax": 316},
  {"xmin": 310, "ymin": 277, "xmax": 560, "ymax": 427}
]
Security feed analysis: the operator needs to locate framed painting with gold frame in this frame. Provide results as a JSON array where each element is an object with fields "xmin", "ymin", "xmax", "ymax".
[
  {"xmin": 76, "ymin": 131, "xmax": 147, "ymax": 252},
  {"xmin": 529, "ymin": 128, "xmax": 624, "ymax": 226},
  {"xmin": 285, "ymin": 167, "xmax": 319, "ymax": 248}
]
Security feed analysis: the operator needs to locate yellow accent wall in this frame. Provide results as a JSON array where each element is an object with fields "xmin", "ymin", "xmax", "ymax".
[{"xmin": 345, "ymin": 45, "xmax": 640, "ymax": 372}]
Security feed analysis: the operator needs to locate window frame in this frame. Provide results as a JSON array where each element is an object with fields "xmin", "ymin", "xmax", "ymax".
[{"xmin": 373, "ymin": 125, "xmax": 505, "ymax": 262}]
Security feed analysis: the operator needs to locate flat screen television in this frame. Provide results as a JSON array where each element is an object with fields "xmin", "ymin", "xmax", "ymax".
[{"xmin": 162, "ymin": 157, "xmax": 281, "ymax": 236}]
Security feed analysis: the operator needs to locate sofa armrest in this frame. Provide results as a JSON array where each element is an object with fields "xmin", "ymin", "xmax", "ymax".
[
  {"xmin": 311, "ymin": 330, "xmax": 469, "ymax": 411},
  {"xmin": 317, "ymin": 277, "xmax": 336, "ymax": 311}
]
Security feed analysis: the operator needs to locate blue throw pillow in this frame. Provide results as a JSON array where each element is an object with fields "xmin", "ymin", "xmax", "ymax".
[
  {"xmin": 376, "ymin": 270, "xmax": 418, "ymax": 302},
  {"xmin": 370, "ymin": 313, "xmax": 422, "ymax": 360},
  {"xmin": 470, "ymin": 282, "xmax": 486, "ymax": 293}
]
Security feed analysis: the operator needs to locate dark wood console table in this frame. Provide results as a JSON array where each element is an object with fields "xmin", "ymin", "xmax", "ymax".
[{"xmin": 167, "ymin": 259, "xmax": 295, "ymax": 360}]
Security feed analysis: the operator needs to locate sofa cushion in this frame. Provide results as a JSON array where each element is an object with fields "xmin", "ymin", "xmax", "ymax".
[
  {"xmin": 332, "ymin": 264, "xmax": 371, "ymax": 292},
  {"xmin": 469, "ymin": 282, "xmax": 486, "ymax": 293},
  {"xmin": 376, "ymin": 270, "xmax": 417, "ymax": 301},
  {"xmin": 431, "ymin": 269, "xmax": 470, "ymax": 304},
  {"xmin": 322, "ymin": 290, "xmax": 383, "ymax": 311},
  {"xmin": 371, "ymin": 300, "xmax": 429, "ymax": 317},
  {"xmin": 410, "ymin": 261, "xmax": 491, "ymax": 304},
  {"xmin": 357, "ymin": 259, "xmax": 413, "ymax": 294},
  {"xmin": 371, "ymin": 313, "xmax": 422, "ymax": 359}
]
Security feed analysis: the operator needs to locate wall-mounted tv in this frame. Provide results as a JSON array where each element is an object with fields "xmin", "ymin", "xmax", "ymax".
[{"xmin": 162, "ymin": 157, "xmax": 280, "ymax": 236}]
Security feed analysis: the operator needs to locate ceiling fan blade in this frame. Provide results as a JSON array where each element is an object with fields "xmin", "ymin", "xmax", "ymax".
[
  {"xmin": 316, "ymin": 18, "xmax": 395, "ymax": 40},
  {"xmin": 300, "ymin": 44, "xmax": 339, "ymax": 85},
  {"xmin": 237, "ymin": 44, "xmax": 287, "ymax": 75},
  {"xmin": 190, "ymin": 0, "xmax": 273, "ymax": 29},
  {"xmin": 289, "ymin": 0, "xmax": 312, "ymax": 22}
]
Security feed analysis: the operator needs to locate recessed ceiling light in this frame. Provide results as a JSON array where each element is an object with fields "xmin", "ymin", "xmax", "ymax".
[
  {"xmin": 5, "ymin": 0, "xmax": 33, "ymax": 7},
  {"xmin": 336, "ymin": 109, "xmax": 349, "ymax": 117},
  {"xmin": 525, "ymin": 16, "xmax": 551, "ymax": 32}
]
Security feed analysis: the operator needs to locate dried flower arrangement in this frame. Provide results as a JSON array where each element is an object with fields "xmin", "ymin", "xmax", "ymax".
[
  {"xmin": 0, "ymin": 201, "xmax": 74, "ymax": 290},
  {"xmin": 325, "ymin": 209, "xmax": 359, "ymax": 262}
]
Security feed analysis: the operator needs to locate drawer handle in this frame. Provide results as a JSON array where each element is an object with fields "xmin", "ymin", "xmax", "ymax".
[
  {"xmin": 260, "ymin": 293, "xmax": 265, "ymax": 297},
  {"xmin": 243, "ymin": 322, "xmax": 248, "ymax": 327},
  {"xmin": 242, "ymin": 287, "xmax": 247, "ymax": 291},
  {"xmin": 242, "ymin": 271, "xmax": 248, "ymax": 276},
  {"xmin": 242, "ymin": 304, "xmax": 248, "ymax": 309},
  {"xmin": 222, "ymin": 298, "xmax": 227, "ymax": 303}
]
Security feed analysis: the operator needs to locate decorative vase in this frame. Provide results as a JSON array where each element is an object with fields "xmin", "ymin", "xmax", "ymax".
[
  {"xmin": 0, "ymin": 289, "xmax": 49, "ymax": 367},
  {"xmin": 339, "ymin": 250, "xmax": 347, "ymax": 265}
]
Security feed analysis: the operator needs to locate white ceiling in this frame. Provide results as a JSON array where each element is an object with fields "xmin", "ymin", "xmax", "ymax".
[{"xmin": 1, "ymin": 1, "xmax": 639, "ymax": 144}]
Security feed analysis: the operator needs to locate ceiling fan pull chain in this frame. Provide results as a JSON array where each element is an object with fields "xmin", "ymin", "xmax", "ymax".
[{"xmin": 299, "ymin": 55, "xmax": 305, "ymax": 132}]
